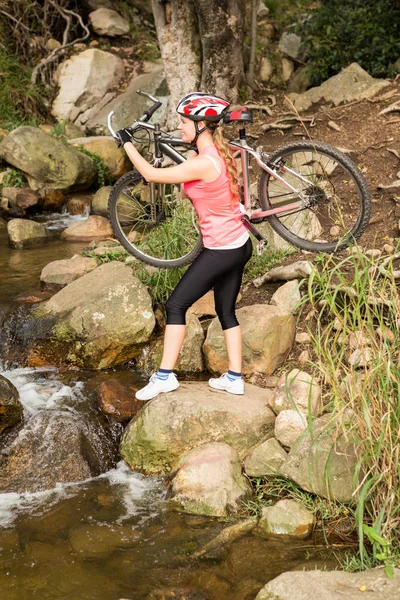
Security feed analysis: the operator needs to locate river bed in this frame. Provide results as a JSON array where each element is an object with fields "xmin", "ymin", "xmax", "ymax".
[{"xmin": 0, "ymin": 221, "xmax": 344, "ymax": 600}]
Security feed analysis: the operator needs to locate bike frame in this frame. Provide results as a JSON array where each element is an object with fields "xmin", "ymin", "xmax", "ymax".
[{"xmin": 107, "ymin": 106, "xmax": 311, "ymax": 220}]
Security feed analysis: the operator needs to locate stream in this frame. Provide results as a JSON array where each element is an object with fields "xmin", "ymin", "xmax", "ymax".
[{"xmin": 0, "ymin": 217, "xmax": 344, "ymax": 600}]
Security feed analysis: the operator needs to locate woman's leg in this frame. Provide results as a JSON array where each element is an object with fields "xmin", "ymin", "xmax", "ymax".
[
  {"xmin": 159, "ymin": 324, "xmax": 186, "ymax": 369},
  {"xmin": 223, "ymin": 325, "xmax": 242, "ymax": 373}
]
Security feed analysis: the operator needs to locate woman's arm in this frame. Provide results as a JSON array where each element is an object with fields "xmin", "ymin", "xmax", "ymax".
[{"xmin": 123, "ymin": 141, "xmax": 210, "ymax": 184}]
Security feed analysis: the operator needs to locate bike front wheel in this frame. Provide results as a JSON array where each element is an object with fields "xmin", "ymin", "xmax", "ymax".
[
  {"xmin": 258, "ymin": 141, "xmax": 371, "ymax": 253},
  {"xmin": 108, "ymin": 170, "xmax": 203, "ymax": 268}
]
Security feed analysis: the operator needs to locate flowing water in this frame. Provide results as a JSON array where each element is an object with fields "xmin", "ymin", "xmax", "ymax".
[{"xmin": 0, "ymin": 219, "xmax": 345, "ymax": 600}]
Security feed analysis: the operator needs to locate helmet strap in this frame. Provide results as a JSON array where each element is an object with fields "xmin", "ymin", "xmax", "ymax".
[{"xmin": 189, "ymin": 122, "xmax": 209, "ymax": 152}]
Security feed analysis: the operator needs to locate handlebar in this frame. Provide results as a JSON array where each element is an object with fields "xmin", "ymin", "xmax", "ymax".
[{"xmin": 107, "ymin": 90, "xmax": 162, "ymax": 139}]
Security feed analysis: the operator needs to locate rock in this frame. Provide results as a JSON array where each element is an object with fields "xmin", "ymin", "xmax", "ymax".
[
  {"xmin": 0, "ymin": 127, "xmax": 97, "ymax": 192},
  {"xmin": 52, "ymin": 49, "xmax": 125, "ymax": 123},
  {"xmin": 257, "ymin": 499, "xmax": 314, "ymax": 539},
  {"xmin": 97, "ymin": 379, "xmax": 141, "ymax": 421},
  {"xmin": 0, "ymin": 375, "xmax": 23, "ymax": 435},
  {"xmin": 0, "ymin": 218, "xmax": 7, "ymax": 228},
  {"xmin": 60, "ymin": 215, "xmax": 113, "ymax": 242},
  {"xmin": 91, "ymin": 186, "xmax": 113, "ymax": 216},
  {"xmin": 16, "ymin": 188, "xmax": 41, "ymax": 210},
  {"xmin": 187, "ymin": 290, "xmax": 216, "ymax": 318},
  {"xmin": 89, "ymin": 8, "xmax": 130, "ymax": 37},
  {"xmin": 270, "ymin": 369, "xmax": 321, "ymax": 417},
  {"xmin": 120, "ymin": 381, "xmax": 275, "ymax": 474},
  {"xmin": 348, "ymin": 330, "xmax": 372, "ymax": 350},
  {"xmin": 68, "ymin": 137, "xmax": 130, "ymax": 179},
  {"xmin": 203, "ymin": 304, "xmax": 295, "ymax": 376},
  {"xmin": 40, "ymin": 254, "xmax": 100, "ymax": 289},
  {"xmin": 298, "ymin": 350, "xmax": 309, "ymax": 367},
  {"xmin": 280, "ymin": 414, "xmax": 358, "ymax": 502},
  {"xmin": 287, "ymin": 66, "xmax": 312, "ymax": 94},
  {"xmin": 256, "ymin": 214, "xmax": 322, "ymax": 252},
  {"xmin": 295, "ymin": 332, "xmax": 311, "ymax": 343},
  {"xmin": 243, "ymin": 437, "xmax": 287, "ymax": 477},
  {"xmin": 259, "ymin": 57, "xmax": 274, "ymax": 83},
  {"xmin": 46, "ymin": 38, "xmax": 61, "ymax": 51},
  {"xmin": 254, "ymin": 261, "xmax": 313, "ymax": 286},
  {"xmin": 348, "ymin": 347, "xmax": 372, "ymax": 367},
  {"xmin": 65, "ymin": 194, "xmax": 92, "ymax": 216},
  {"xmin": 0, "ymin": 410, "xmax": 119, "ymax": 493},
  {"xmin": 383, "ymin": 243, "xmax": 394, "ymax": 254},
  {"xmin": 255, "ymin": 568, "xmax": 400, "ymax": 600},
  {"xmin": 270, "ymin": 280, "xmax": 301, "ymax": 313},
  {"xmin": 365, "ymin": 248, "xmax": 382, "ymax": 259},
  {"xmin": 7, "ymin": 219, "xmax": 48, "ymax": 249},
  {"xmin": 28, "ymin": 262, "xmax": 155, "ymax": 369},
  {"xmin": 169, "ymin": 442, "xmax": 252, "ymax": 516},
  {"xmin": 42, "ymin": 189, "xmax": 65, "ymax": 212},
  {"xmin": 274, "ymin": 409, "xmax": 307, "ymax": 448},
  {"xmin": 258, "ymin": 3, "xmax": 270, "ymax": 18},
  {"xmin": 287, "ymin": 63, "xmax": 390, "ymax": 112},
  {"xmin": 86, "ymin": 61, "xmax": 167, "ymax": 134},
  {"xmin": 281, "ymin": 58, "xmax": 294, "ymax": 83},
  {"xmin": 278, "ymin": 32, "xmax": 303, "ymax": 60}
]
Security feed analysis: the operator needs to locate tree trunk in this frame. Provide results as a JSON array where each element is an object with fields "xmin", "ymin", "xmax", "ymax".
[
  {"xmin": 193, "ymin": 0, "xmax": 245, "ymax": 102},
  {"xmin": 151, "ymin": 0, "xmax": 201, "ymax": 129},
  {"xmin": 246, "ymin": 0, "xmax": 260, "ymax": 89}
]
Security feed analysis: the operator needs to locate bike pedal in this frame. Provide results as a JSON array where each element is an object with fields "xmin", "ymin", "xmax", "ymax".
[{"xmin": 257, "ymin": 240, "xmax": 267, "ymax": 255}]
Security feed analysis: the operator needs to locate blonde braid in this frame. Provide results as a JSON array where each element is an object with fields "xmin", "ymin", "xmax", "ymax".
[{"xmin": 210, "ymin": 125, "xmax": 240, "ymax": 208}]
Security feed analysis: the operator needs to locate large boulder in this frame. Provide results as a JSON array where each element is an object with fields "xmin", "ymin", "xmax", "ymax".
[
  {"xmin": 257, "ymin": 499, "xmax": 314, "ymax": 539},
  {"xmin": 52, "ymin": 49, "xmax": 125, "ymax": 124},
  {"xmin": 86, "ymin": 61, "xmax": 167, "ymax": 134},
  {"xmin": 169, "ymin": 442, "xmax": 252, "ymax": 517},
  {"xmin": 203, "ymin": 305, "xmax": 295, "ymax": 376},
  {"xmin": 7, "ymin": 219, "xmax": 48, "ymax": 249},
  {"xmin": 89, "ymin": 8, "xmax": 130, "ymax": 37},
  {"xmin": 27, "ymin": 262, "xmax": 155, "ymax": 369},
  {"xmin": 91, "ymin": 186, "xmax": 113, "ymax": 217},
  {"xmin": 269, "ymin": 369, "xmax": 322, "ymax": 417},
  {"xmin": 280, "ymin": 414, "xmax": 358, "ymax": 502},
  {"xmin": 255, "ymin": 568, "xmax": 400, "ymax": 600},
  {"xmin": 287, "ymin": 63, "xmax": 390, "ymax": 112},
  {"xmin": 0, "ymin": 127, "xmax": 97, "ymax": 192},
  {"xmin": 40, "ymin": 254, "xmax": 100, "ymax": 289},
  {"xmin": 120, "ymin": 381, "xmax": 275, "ymax": 474},
  {"xmin": 244, "ymin": 437, "xmax": 287, "ymax": 477},
  {"xmin": 60, "ymin": 215, "xmax": 113, "ymax": 242},
  {"xmin": 68, "ymin": 137, "xmax": 130, "ymax": 179},
  {"xmin": 0, "ymin": 410, "xmax": 119, "ymax": 493},
  {"xmin": 0, "ymin": 375, "xmax": 23, "ymax": 435}
]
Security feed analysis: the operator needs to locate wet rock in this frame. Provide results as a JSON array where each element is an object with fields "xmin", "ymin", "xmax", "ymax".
[
  {"xmin": 274, "ymin": 409, "xmax": 307, "ymax": 448},
  {"xmin": 69, "ymin": 522, "xmax": 137, "ymax": 557},
  {"xmin": 3, "ymin": 187, "xmax": 42, "ymax": 211},
  {"xmin": 287, "ymin": 63, "xmax": 390, "ymax": 112},
  {"xmin": 40, "ymin": 254, "xmax": 100, "ymax": 289},
  {"xmin": 91, "ymin": 185, "xmax": 113, "ymax": 216},
  {"xmin": 255, "ymin": 568, "xmax": 400, "ymax": 600},
  {"xmin": 256, "ymin": 499, "xmax": 314, "ymax": 539},
  {"xmin": 97, "ymin": 379, "xmax": 141, "ymax": 421},
  {"xmin": 52, "ymin": 49, "xmax": 125, "ymax": 123},
  {"xmin": 42, "ymin": 189, "xmax": 65, "ymax": 212},
  {"xmin": 203, "ymin": 304, "xmax": 295, "ymax": 376},
  {"xmin": 15, "ymin": 290, "xmax": 55, "ymax": 304},
  {"xmin": 65, "ymin": 193, "xmax": 92, "ymax": 216},
  {"xmin": 7, "ymin": 219, "xmax": 48, "ymax": 249},
  {"xmin": 120, "ymin": 381, "xmax": 275, "ymax": 474},
  {"xmin": 68, "ymin": 137, "xmax": 129, "ymax": 179},
  {"xmin": 60, "ymin": 215, "xmax": 113, "ymax": 242},
  {"xmin": 270, "ymin": 280, "xmax": 301, "ymax": 313},
  {"xmin": 0, "ymin": 374, "xmax": 23, "ymax": 435},
  {"xmin": 0, "ymin": 127, "xmax": 97, "ymax": 192},
  {"xmin": 280, "ymin": 414, "xmax": 358, "ymax": 502},
  {"xmin": 243, "ymin": 437, "xmax": 287, "ymax": 477},
  {"xmin": 269, "ymin": 369, "xmax": 321, "ymax": 417},
  {"xmin": 0, "ymin": 410, "xmax": 119, "ymax": 493},
  {"xmin": 169, "ymin": 442, "xmax": 252, "ymax": 517},
  {"xmin": 89, "ymin": 8, "xmax": 130, "ymax": 37},
  {"xmin": 28, "ymin": 262, "xmax": 155, "ymax": 369}
]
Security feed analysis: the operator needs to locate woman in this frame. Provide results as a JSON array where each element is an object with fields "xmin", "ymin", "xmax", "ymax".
[{"xmin": 116, "ymin": 92, "xmax": 252, "ymax": 401}]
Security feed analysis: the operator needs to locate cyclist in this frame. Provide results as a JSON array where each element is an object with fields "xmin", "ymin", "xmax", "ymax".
[{"xmin": 116, "ymin": 92, "xmax": 252, "ymax": 401}]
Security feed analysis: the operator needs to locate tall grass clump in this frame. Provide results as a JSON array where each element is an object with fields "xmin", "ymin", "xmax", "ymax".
[{"xmin": 302, "ymin": 245, "xmax": 400, "ymax": 575}]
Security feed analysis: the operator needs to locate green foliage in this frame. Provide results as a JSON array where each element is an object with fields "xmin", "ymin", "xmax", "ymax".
[
  {"xmin": 76, "ymin": 147, "xmax": 113, "ymax": 187},
  {"xmin": 0, "ymin": 45, "xmax": 48, "ymax": 128},
  {"xmin": 302, "ymin": 0, "xmax": 400, "ymax": 84},
  {"xmin": 136, "ymin": 263, "xmax": 187, "ymax": 304},
  {"xmin": 83, "ymin": 248, "xmax": 127, "ymax": 264},
  {"xmin": 0, "ymin": 169, "xmax": 27, "ymax": 190}
]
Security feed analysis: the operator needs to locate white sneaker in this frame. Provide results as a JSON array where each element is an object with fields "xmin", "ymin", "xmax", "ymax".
[
  {"xmin": 208, "ymin": 373, "xmax": 244, "ymax": 395},
  {"xmin": 135, "ymin": 372, "xmax": 179, "ymax": 401}
]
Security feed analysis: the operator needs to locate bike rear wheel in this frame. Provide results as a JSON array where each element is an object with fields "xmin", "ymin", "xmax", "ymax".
[
  {"xmin": 108, "ymin": 170, "xmax": 203, "ymax": 268},
  {"xmin": 258, "ymin": 141, "xmax": 371, "ymax": 253}
]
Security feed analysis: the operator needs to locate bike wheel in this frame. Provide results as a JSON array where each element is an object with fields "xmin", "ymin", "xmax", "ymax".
[
  {"xmin": 108, "ymin": 170, "xmax": 203, "ymax": 268},
  {"xmin": 258, "ymin": 141, "xmax": 371, "ymax": 253}
]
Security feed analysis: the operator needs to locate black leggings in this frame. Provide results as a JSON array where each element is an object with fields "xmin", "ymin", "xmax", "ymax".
[{"xmin": 166, "ymin": 238, "xmax": 252, "ymax": 330}]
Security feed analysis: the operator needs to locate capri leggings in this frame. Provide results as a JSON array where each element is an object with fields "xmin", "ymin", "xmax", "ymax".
[{"xmin": 166, "ymin": 238, "xmax": 253, "ymax": 330}]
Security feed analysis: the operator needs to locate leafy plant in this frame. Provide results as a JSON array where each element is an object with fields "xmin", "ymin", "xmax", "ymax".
[
  {"xmin": 76, "ymin": 147, "xmax": 113, "ymax": 187},
  {"xmin": 0, "ymin": 169, "xmax": 27, "ymax": 190}
]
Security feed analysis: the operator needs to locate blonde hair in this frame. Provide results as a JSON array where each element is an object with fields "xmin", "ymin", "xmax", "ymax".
[{"xmin": 208, "ymin": 124, "xmax": 240, "ymax": 207}]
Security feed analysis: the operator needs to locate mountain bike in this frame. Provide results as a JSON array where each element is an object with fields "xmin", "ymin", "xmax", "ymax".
[{"xmin": 107, "ymin": 90, "xmax": 371, "ymax": 269}]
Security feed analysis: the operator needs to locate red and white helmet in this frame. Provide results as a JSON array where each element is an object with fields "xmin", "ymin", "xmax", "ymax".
[{"xmin": 176, "ymin": 92, "xmax": 230, "ymax": 122}]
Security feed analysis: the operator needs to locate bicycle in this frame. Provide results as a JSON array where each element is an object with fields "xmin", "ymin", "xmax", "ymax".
[{"xmin": 107, "ymin": 90, "xmax": 371, "ymax": 269}]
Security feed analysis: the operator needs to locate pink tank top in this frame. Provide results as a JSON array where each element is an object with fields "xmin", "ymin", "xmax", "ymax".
[{"xmin": 183, "ymin": 145, "xmax": 247, "ymax": 248}]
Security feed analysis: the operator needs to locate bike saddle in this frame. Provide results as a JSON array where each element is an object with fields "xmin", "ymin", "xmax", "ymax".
[{"xmin": 223, "ymin": 107, "xmax": 253, "ymax": 124}]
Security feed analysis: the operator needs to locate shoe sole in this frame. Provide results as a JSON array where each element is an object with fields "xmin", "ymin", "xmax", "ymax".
[
  {"xmin": 208, "ymin": 382, "xmax": 244, "ymax": 395},
  {"xmin": 136, "ymin": 381, "xmax": 179, "ymax": 401}
]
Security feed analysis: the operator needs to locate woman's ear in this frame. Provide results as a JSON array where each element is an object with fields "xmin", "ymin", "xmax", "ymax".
[{"xmin": 197, "ymin": 120, "xmax": 206, "ymax": 129}]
